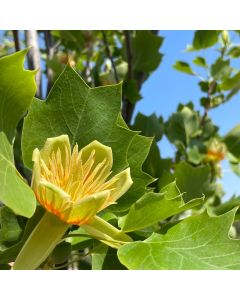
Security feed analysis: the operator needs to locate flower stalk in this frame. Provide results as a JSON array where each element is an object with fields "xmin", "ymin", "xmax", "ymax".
[{"xmin": 13, "ymin": 212, "xmax": 69, "ymax": 270}]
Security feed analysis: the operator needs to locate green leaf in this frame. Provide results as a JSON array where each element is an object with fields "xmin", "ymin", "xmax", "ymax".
[
  {"xmin": 228, "ymin": 46, "xmax": 240, "ymax": 58},
  {"xmin": 123, "ymin": 80, "xmax": 142, "ymax": 104},
  {"xmin": 199, "ymin": 81, "xmax": 210, "ymax": 92},
  {"xmin": 118, "ymin": 210, "xmax": 240, "ymax": 269},
  {"xmin": 132, "ymin": 31, "xmax": 163, "ymax": 72},
  {"xmin": 51, "ymin": 242, "xmax": 71, "ymax": 264},
  {"xmin": 173, "ymin": 161, "xmax": 214, "ymax": 202},
  {"xmin": 229, "ymin": 157, "xmax": 240, "ymax": 178},
  {"xmin": 220, "ymin": 72, "xmax": 240, "ymax": 91},
  {"xmin": 66, "ymin": 227, "xmax": 93, "ymax": 251},
  {"xmin": 0, "ymin": 49, "xmax": 37, "ymax": 142},
  {"xmin": 22, "ymin": 66, "xmax": 136, "ymax": 175},
  {"xmin": 0, "ymin": 50, "xmax": 37, "ymax": 218},
  {"xmin": 91, "ymin": 242, "xmax": 108, "ymax": 270},
  {"xmin": 223, "ymin": 124, "xmax": 240, "ymax": 158},
  {"xmin": 214, "ymin": 196, "xmax": 240, "ymax": 216},
  {"xmin": 119, "ymin": 181, "xmax": 204, "ymax": 232},
  {"xmin": 187, "ymin": 146, "xmax": 204, "ymax": 165},
  {"xmin": 165, "ymin": 106, "xmax": 200, "ymax": 147},
  {"xmin": 193, "ymin": 56, "xmax": 207, "ymax": 68},
  {"xmin": 133, "ymin": 113, "xmax": 164, "ymax": 142},
  {"xmin": 0, "ymin": 207, "xmax": 22, "ymax": 243},
  {"xmin": 0, "ymin": 264, "xmax": 11, "ymax": 270},
  {"xmin": 173, "ymin": 61, "xmax": 194, "ymax": 75},
  {"xmin": 211, "ymin": 58, "xmax": 232, "ymax": 81},
  {"xmin": 88, "ymin": 238, "xmax": 126, "ymax": 270},
  {"xmin": 0, "ymin": 132, "xmax": 36, "ymax": 217},
  {"xmin": 52, "ymin": 30, "xmax": 85, "ymax": 52},
  {"xmin": 0, "ymin": 206, "xmax": 45, "ymax": 264},
  {"xmin": 143, "ymin": 140, "xmax": 171, "ymax": 181},
  {"xmin": 113, "ymin": 134, "xmax": 154, "ymax": 211},
  {"xmin": 193, "ymin": 30, "xmax": 219, "ymax": 50},
  {"xmin": 202, "ymin": 117, "xmax": 219, "ymax": 139}
]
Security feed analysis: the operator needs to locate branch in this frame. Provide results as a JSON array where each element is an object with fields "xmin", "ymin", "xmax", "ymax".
[
  {"xmin": 44, "ymin": 30, "xmax": 54, "ymax": 94},
  {"xmin": 12, "ymin": 30, "xmax": 20, "ymax": 51},
  {"xmin": 25, "ymin": 30, "xmax": 42, "ymax": 98},
  {"xmin": 122, "ymin": 31, "xmax": 133, "ymax": 123},
  {"xmin": 101, "ymin": 31, "xmax": 119, "ymax": 83},
  {"xmin": 200, "ymin": 80, "xmax": 216, "ymax": 127},
  {"xmin": 123, "ymin": 30, "xmax": 159, "ymax": 125}
]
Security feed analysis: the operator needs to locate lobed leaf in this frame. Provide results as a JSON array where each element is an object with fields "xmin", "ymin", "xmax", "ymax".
[{"xmin": 118, "ymin": 210, "xmax": 240, "ymax": 269}]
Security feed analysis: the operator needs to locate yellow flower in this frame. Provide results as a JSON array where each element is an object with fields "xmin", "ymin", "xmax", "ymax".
[
  {"xmin": 32, "ymin": 135, "xmax": 133, "ymax": 225},
  {"xmin": 206, "ymin": 139, "xmax": 226, "ymax": 162}
]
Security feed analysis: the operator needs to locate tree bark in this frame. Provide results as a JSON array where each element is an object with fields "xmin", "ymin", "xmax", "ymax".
[
  {"xmin": 25, "ymin": 30, "xmax": 42, "ymax": 98},
  {"xmin": 44, "ymin": 30, "xmax": 54, "ymax": 94}
]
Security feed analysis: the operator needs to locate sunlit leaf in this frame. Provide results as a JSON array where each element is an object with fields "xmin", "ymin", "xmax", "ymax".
[
  {"xmin": 173, "ymin": 61, "xmax": 194, "ymax": 75},
  {"xmin": 119, "ymin": 181, "xmax": 204, "ymax": 232},
  {"xmin": 118, "ymin": 210, "xmax": 240, "ymax": 269}
]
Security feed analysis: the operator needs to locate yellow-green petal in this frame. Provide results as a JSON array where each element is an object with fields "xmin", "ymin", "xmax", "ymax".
[
  {"xmin": 31, "ymin": 148, "xmax": 41, "ymax": 190},
  {"xmin": 37, "ymin": 180, "xmax": 71, "ymax": 218},
  {"xmin": 102, "ymin": 168, "xmax": 133, "ymax": 205},
  {"xmin": 40, "ymin": 134, "xmax": 71, "ymax": 168},
  {"xmin": 80, "ymin": 140, "xmax": 113, "ymax": 178},
  {"xmin": 63, "ymin": 190, "xmax": 111, "ymax": 224}
]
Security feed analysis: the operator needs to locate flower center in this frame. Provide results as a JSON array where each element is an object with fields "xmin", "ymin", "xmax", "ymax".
[{"xmin": 39, "ymin": 145, "xmax": 116, "ymax": 202}]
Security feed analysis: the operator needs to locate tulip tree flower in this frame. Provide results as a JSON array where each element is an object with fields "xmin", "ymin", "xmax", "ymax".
[
  {"xmin": 32, "ymin": 134, "xmax": 132, "ymax": 224},
  {"xmin": 13, "ymin": 135, "xmax": 133, "ymax": 270}
]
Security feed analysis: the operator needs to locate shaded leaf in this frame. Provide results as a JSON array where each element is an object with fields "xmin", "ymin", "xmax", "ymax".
[
  {"xmin": 91, "ymin": 242, "xmax": 108, "ymax": 270},
  {"xmin": 228, "ymin": 46, "xmax": 240, "ymax": 58},
  {"xmin": 22, "ymin": 66, "xmax": 137, "ymax": 176},
  {"xmin": 0, "ymin": 264, "xmax": 11, "ymax": 270},
  {"xmin": 101, "ymin": 247, "xmax": 127, "ymax": 270},
  {"xmin": 223, "ymin": 124, "xmax": 240, "ymax": 158},
  {"xmin": 143, "ymin": 140, "xmax": 171, "ymax": 181},
  {"xmin": 132, "ymin": 31, "xmax": 163, "ymax": 72},
  {"xmin": 51, "ymin": 241, "xmax": 71, "ymax": 264},
  {"xmin": 214, "ymin": 196, "xmax": 240, "ymax": 216},
  {"xmin": 0, "ymin": 206, "xmax": 44, "ymax": 264},
  {"xmin": 133, "ymin": 112, "xmax": 164, "ymax": 142},
  {"xmin": 123, "ymin": 79, "xmax": 142, "ymax": 104},
  {"xmin": 0, "ymin": 207, "xmax": 22, "ymax": 243},
  {"xmin": 113, "ymin": 134, "xmax": 154, "ymax": 211},
  {"xmin": 193, "ymin": 30, "xmax": 219, "ymax": 50}
]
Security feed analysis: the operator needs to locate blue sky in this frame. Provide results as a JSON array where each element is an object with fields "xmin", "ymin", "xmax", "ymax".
[
  {"xmin": 133, "ymin": 30, "xmax": 240, "ymax": 199},
  {"xmin": 1, "ymin": 30, "xmax": 240, "ymax": 199}
]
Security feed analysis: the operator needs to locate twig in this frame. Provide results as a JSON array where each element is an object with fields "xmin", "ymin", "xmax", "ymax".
[
  {"xmin": 12, "ymin": 30, "xmax": 20, "ymax": 51},
  {"xmin": 101, "ymin": 31, "xmax": 119, "ymax": 83},
  {"xmin": 123, "ymin": 30, "xmax": 159, "ymax": 125},
  {"xmin": 44, "ymin": 30, "xmax": 54, "ymax": 95},
  {"xmin": 122, "ymin": 30, "xmax": 133, "ymax": 123},
  {"xmin": 25, "ymin": 30, "xmax": 42, "ymax": 98},
  {"xmin": 200, "ymin": 80, "xmax": 216, "ymax": 127}
]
